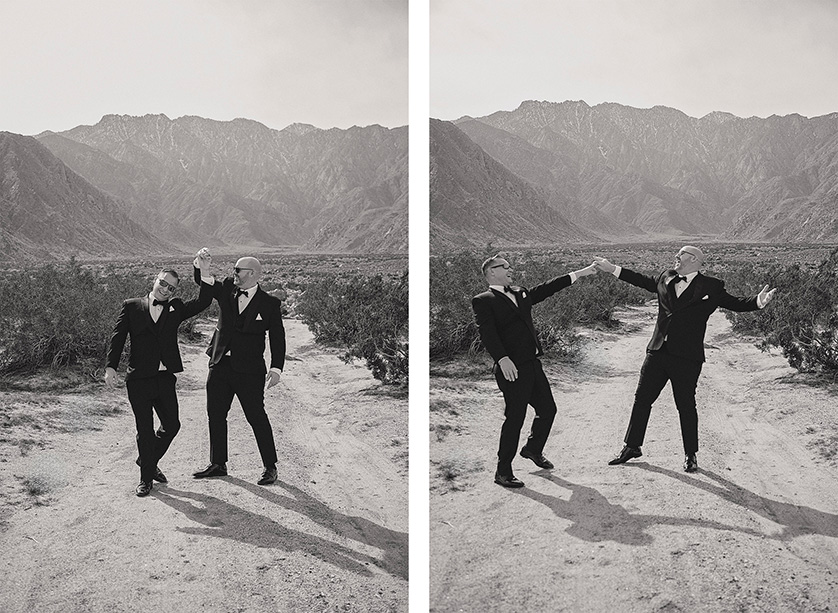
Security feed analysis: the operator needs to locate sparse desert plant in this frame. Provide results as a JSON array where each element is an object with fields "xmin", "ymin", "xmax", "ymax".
[{"xmin": 297, "ymin": 270, "xmax": 408, "ymax": 385}]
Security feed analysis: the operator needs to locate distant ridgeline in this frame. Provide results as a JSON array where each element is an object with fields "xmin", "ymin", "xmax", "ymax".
[
  {"xmin": 430, "ymin": 100, "xmax": 838, "ymax": 252},
  {"xmin": 0, "ymin": 114, "xmax": 407, "ymax": 260}
]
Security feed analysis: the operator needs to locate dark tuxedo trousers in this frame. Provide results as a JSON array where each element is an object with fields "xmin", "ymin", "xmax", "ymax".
[
  {"xmin": 127, "ymin": 372, "xmax": 180, "ymax": 481},
  {"xmin": 625, "ymin": 344, "xmax": 703, "ymax": 454},
  {"xmin": 494, "ymin": 359, "xmax": 557, "ymax": 472}
]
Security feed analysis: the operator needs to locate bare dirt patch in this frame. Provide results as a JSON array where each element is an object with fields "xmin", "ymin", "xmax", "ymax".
[
  {"xmin": 431, "ymin": 304, "xmax": 838, "ymax": 612},
  {"xmin": 0, "ymin": 318, "xmax": 407, "ymax": 612}
]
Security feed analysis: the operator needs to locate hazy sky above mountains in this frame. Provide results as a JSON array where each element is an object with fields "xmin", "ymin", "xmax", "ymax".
[
  {"xmin": 1, "ymin": 0, "xmax": 408, "ymax": 135},
  {"xmin": 431, "ymin": 0, "xmax": 838, "ymax": 121}
]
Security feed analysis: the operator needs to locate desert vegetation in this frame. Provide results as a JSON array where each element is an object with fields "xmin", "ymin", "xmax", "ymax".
[
  {"xmin": 430, "ymin": 243, "xmax": 838, "ymax": 378},
  {"xmin": 0, "ymin": 253, "xmax": 408, "ymax": 386}
]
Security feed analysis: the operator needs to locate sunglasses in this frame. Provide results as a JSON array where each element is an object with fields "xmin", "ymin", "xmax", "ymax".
[
  {"xmin": 490, "ymin": 264, "xmax": 512, "ymax": 270},
  {"xmin": 234, "ymin": 267, "xmax": 254, "ymax": 274},
  {"xmin": 156, "ymin": 278, "xmax": 178, "ymax": 290}
]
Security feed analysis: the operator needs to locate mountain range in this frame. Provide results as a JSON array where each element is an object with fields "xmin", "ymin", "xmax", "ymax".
[
  {"xmin": 1, "ymin": 114, "xmax": 407, "ymax": 260},
  {"xmin": 431, "ymin": 100, "xmax": 838, "ymax": 251}
]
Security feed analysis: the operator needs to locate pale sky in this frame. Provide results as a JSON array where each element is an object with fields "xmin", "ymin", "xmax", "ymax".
[
  {"xmin": 431, "ymin": 0, "xmax": 838, "ymax": 121},
  {"xmin": 0, "ymin": 0, "xmax": 408, "ymax": 135}
]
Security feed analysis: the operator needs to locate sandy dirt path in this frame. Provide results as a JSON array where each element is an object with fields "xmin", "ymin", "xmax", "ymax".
[
  {"xmin": 430, "ymin": 304, "xmax": 838, "ymax": 612},
  {"xmin": 0, "ymin": 318, "xmax": 408, "ymax": 613}
]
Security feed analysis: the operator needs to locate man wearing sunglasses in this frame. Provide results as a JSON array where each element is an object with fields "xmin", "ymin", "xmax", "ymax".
[
  {"xmin": 593, "ymin": 246, "xmax": 776, "ymax": 473},
  {"xmin": 190, "ymin": 250, "xmax": 285, "ymax": 486},
  {"xmin": 472, "ymin": 255, "xmax": 597, "ymax": 488},
  {"xmin": 105, "ymin": 251, "xmax": 214, "ymax": 497}
]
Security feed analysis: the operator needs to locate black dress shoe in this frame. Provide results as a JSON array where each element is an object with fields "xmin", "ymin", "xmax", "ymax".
[
  {"xmin": 257, "ymin": 466, "xmax": 277, "ymax": 485},
  {"xmin": 136, "ymin": 481, "xmax": 153, "ymax": 497},
  {"xmin": 608, "ymin": 445, "xmax": 643, "ymax": 465},
  {"xmin": 193, "ymin": 463, "xmax": 228, "ymax": 478},
  {"xmin": 153, "ymin": 467, "xmax": 168, "ymax": 483},
  {"xmin": 494, "ymin": 472, "xmax": 525, "ymax": 488},
  {"xmin": 520, "ymin": 446, "xmax": 554, "ymax": 469},
  {"xmin": 684, "ymin": 454, "xmax": 698, "ymax": 473}
]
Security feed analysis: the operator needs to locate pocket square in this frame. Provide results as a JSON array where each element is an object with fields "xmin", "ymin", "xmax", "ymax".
[
  {"xmin": 702, "ymin": 295, "xmax": 709, "ymax": 300},
  {"xmin": 169, "ymin": 305, "xmax": 175, "ymax": 311},
  {"xmin": 256, "ymin": 313, "xmax": 263, "ymax": 321}
]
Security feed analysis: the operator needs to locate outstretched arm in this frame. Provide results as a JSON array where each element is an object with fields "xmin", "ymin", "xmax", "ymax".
[{"xmin": 594, "ymin": 256, "xmax": 658, "ymax": 294}]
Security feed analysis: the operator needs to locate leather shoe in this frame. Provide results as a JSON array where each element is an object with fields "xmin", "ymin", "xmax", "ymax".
[
  {"xmin": 494, "ymin": 472, "xmax": 525, "ymax": 488},
  {"xmin": 520, "ymin": 446, "xmax": 554, "ymax": 469},
  {"xmin": 684, "ymin": 454, "xmax": 698, "ymax": 473},
  {"xmin": 135, "ymin": 481, "xmax": 153, "ymax": 497},
  {"xmin": 193, "ymin": 463, "xmax": 228, "ymax": 478},
  {"xmin": 153, "ymin": 467, "xmax": 168, "ymax": 483},
  {"xmin": 258, "ymin": 466, "xmax": 277, "ymax": 485},
  {"xmin": 608, "ymin": 445, "xmax": 643, "ymax": 465}
]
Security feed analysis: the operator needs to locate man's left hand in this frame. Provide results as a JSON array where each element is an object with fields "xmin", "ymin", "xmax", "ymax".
[
  {"xmin": 759, "ymin": 284, "xmax": 777, "ymax": 306},
  {"xmin": 265, "ymin": 371, "xmax": 281, "ymax": 389}
]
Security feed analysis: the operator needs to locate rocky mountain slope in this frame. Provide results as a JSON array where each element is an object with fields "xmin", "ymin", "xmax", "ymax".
[
  {"xmin": 430, "ymin": 118, "xmax": 594, "ymax": 250},
  {"xmin": 431, "ymin": 100, "xmax": 838, "ymax": 250},
  {"xmin": 34, "ymin": 114, "xmax": 407, "ymax": 255},
  {"xmin": 0, "ymin": 132, "xmax": 171, "ymax": 260}
]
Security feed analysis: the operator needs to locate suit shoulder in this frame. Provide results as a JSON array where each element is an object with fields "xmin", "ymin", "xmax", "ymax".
[
  {"xmin": 699, "ymin": 274, "xmax": 724, "ymax": 289},
  {"xmin": 472, "ymin": 289, "xmax": 494, "ymax": 303}
]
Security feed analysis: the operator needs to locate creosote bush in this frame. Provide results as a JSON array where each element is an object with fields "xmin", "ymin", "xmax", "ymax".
[
  {"xmin": 0, "ymin": 258, "xmax": 203, "ymax": 376},
  {"xmin": 297, "ymin": 271, "xmax": 408, "ymax": 385}
]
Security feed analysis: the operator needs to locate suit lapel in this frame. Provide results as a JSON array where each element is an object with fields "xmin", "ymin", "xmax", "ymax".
[{"xmin": 491, "ymin": 287, "xmax": 520, "ymax": 311}]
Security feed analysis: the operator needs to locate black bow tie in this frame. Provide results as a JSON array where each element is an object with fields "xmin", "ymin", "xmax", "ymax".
[
  {"xmin": 672, "ymin": 275, "xmax": 687, "ymax": 284},
  {"xmin": 503, "ymin": 285, "xmax": 513, "ymax": 293},
  {"xmin": 236, "ymin": 289, "xmax": 249, "ymax": 298},
  {"xmin": 152, "ymin": 299, "xmax": 168, "ymax": 307}
]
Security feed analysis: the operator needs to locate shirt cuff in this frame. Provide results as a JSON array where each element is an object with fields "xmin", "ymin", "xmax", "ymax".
[
  {"xmin": 756, "ymin": 295, "xmax": 765, "ymax": 309},
  {"xmin": 612, "ymin": 265, "xmax": 622, "ymax": 278},
  {"xmin": 201, "ymin": 275, "xmax": 215, "ymax": 284},
  {"xmin": 569, "ymin": 271, "xmax": 578, "ymax": 283},
  {"xmin": 270, "ymin": 367, "xmax": 282, "ymax": 376}
]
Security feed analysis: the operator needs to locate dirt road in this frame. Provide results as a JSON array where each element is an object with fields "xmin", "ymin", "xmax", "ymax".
[
  {"xmin": 0, "ymin": 319, "xmax": 408, "ymax": 612},
  {"xmin": 430, "ymin": 304, "xmax": 838, "ymax": 612}
]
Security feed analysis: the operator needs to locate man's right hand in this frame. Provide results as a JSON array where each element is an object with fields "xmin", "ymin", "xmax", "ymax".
[
  {"xmin": 104, "ymin": 367, "xmax": 117, "ymax": 387},
  {"xmin": 593, "ymin": 256, "xmax": 616, "ymax": 274},
  {"xmin": 194, "ymin": 247, "xmax": 212, "ymax": 272},
  {"xmin": 498, "ymin": 356, "xmax": 518, "ymax": 382}
]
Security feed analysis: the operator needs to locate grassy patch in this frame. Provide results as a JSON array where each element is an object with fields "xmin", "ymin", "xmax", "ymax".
[{"xmin": 431, "ymin": 458, "xmax": 484, "ymax": 493}]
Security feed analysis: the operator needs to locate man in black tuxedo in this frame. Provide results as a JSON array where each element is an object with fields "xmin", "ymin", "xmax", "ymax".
[
  {"xmin": 472, "ymin": 255, "xmax": 597, "ymax": 488},
  {"xmin": 191, "ymin": 250, "xmax": 285, "ymax": 486},
  {"xmin": 106, "ymin": 253, "xmax": 214, "ymax": 497},
  {"xmin": 594, "ymin": 246, "xmax": 776, "ymax": 472}
]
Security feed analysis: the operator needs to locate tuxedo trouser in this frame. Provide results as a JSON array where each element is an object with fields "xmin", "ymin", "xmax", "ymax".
[
  {"xmin": 494, "ymin": 358, "xmax": 557, "ymax": 474},
  {"xmin": 625, "ymin": 345, "xmax": 703, "ymax": 454},
  {"xmin": 206, "ymin": 356, "xmax": 278, "ymax": 467},
  {"xmin": 126, "ymin": 372, "xmax": 181, "ymax": 482}
]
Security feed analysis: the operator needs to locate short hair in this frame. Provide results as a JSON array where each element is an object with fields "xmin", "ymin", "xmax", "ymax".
[
  {"xmin": 481, "ymin": 254, "xmax": 504, "ymax": 275},
  {"xmin": 158, "ymin": 269, "xmax": 180, "ymax": 285}
]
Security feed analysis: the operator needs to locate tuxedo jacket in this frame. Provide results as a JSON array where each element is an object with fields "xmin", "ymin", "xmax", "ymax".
[
  {"xmin": 107, "ymin": 273, "xmax": 213, "ymax": 381},
  {"xmin": 472, "ymin": 275, "xmax": 573, "ymax": 366},
  {"xmin": 196, "ymin": 270, "xmax": 285, "ymax": 374},
  {"xmin": 619, "ymin": 267, "xmax": 760, "ymax": 362}
]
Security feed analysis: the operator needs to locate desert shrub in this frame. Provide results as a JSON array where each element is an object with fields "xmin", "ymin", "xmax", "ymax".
[
  {"xmin": 430, "ymin": 250, "xmax": 648, "ymax": 361},
  {"xmin": 297, "ymin": 271, "xmax": 408, "ymax": 385},
  {"xmin": 724, "ymin": 247, "xmax": 838, "ymax": 374},
  {"xmin": 0, "ymin": 258, "xmax": 205, "ymax": 375}
]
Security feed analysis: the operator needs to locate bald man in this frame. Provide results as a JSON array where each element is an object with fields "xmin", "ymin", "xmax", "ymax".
[
  {"xmin": 191, "ymin": 250, "xmax": 285, "ymax": 485},
  {"xmin": 594, "ymin": 246, "xmax": 776, "ymax": 473}
]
